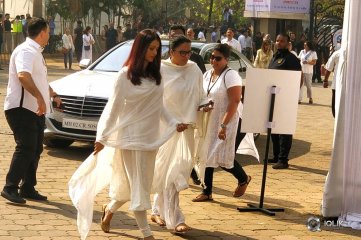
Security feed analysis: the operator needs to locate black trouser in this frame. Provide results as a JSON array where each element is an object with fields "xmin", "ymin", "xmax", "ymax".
[
  {"xmin": 75, "ymin": 45, "xmax": 82, "ymax": 63},
  {"xmin": 313, "ymin": 61, "xmax": 322, "ymax": 82},
  {"xmin": 4, "ymin": 108, "xmax": 45, "ymax": 193},
  {"xmin": 203, "ymin": 119, "xmax": 248, "ymax": 195},
  {"xmin": 271, "ymin": 134, "xmax": 292, "ymax": 163},
  {"xmin": 332, "ymin": 89, "xmax": 335, "ymax": 118}
]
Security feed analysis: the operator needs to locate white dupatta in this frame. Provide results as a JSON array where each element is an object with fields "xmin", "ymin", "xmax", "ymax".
[{"xmin": 69, "ymin": 67, "xmax": 177, "ymax": 239}]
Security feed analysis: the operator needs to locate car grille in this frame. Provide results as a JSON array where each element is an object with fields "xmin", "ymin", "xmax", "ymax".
[{"xmin": 58, "ymin": 95, "xmax": 108, "ymax": 117}]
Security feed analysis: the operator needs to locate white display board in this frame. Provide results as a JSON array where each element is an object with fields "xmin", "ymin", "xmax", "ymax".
[
  {"xmin": 241, "ymin": 68, "xmax": 302, "ymax": 135},
  {"xmin": 245, "ymin": 0, "xmax": 310, "ymax": 14}
]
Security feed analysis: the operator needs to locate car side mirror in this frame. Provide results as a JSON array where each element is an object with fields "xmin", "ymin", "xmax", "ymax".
[
  {"xmin": 79, "ymin": 59, "xmax": 91, "ymax": 69},
  {"xmin": 239, "ymin": 67, "xmax": 247, "ymax": 73}
]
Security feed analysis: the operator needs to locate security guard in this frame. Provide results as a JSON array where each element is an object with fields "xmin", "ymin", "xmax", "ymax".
[{"xmin": 268, "ymin": 33, "xmax": 302, "ymax": 169}]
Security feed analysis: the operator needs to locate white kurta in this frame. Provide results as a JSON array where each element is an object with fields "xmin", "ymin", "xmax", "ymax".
[
  {"xmin": 151, "ymin": 59, "xmax": 207, "ymax": 230},
  {"xmin": 68, "ymin": 67, "xmax": 176, "ymax": 239},
  {"xmin": 203, "ymin": 68, "xmax": 242, "ymax": 168},
  {"xmin": 81, "ymin": 33, "xmax": 94, "ymax": 62},
  {"xmin": 152, "ymin": 59, "xmax": 208, "ymax": 193},
  {"xmin": 323, "ymin": 0, "xmax": 361, "ymax": 229}
]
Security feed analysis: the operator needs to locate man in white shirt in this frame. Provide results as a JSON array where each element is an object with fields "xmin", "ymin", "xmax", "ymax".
[
  {"xmin": 1, "ymin": 17, "xmax": 62, "ymax": 204},
  {"xmin": 221, "ymin": 28, "xmax": 242, "ymax": 52},
  {"xmin": 197, "ymin": 28, "xmax": 206, "ymax": 41},
  {"xmin": 323, "ymin": 48, "xmax": 341, "ymax": 117},
  {"xmin": 238, "ymin": 30, "xmax": 245, "ymax": 50},
  {"xmin": 242, "ymin": 30, "xmax": 254, "ymax": 61}
]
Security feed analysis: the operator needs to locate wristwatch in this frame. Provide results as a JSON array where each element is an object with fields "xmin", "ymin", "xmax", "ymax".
[{"xmin": 220, "ymin": 123, "xmax": 227, "ymax": 129}]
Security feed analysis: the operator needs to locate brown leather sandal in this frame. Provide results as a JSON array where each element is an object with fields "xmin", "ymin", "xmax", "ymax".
[
  {"xmin": 192, "ymin": 193, "xmax": 213, "ymax": 202},
  {"xmin": 150, "ymin": 215, "xmax": 166, "ymax": 226},
  {"xmin": 233, "ymin": 175, "xmax": 252, "ymax": 197},
  {"xmin": 174, "ymin": 223, "xmax": 192, "ymax": 233},
  {"xmin": 100, "ymin": 204, "xmax": 110, "ymax": 233}
]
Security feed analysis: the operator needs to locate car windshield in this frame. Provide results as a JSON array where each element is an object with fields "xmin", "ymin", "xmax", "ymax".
[{"xmin": 92, "ymin": 43, "xmax": 132, "ymax": 72}]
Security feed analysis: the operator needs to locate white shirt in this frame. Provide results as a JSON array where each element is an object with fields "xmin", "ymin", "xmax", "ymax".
[
  {"xmin": 298, "ymin": 50, "xmax": 318, "ymax": 74},
  {"xmin": 198, "ymin": 31, "xmax": 206, "ymax": 41},
  {"xmin": 244, "ymin": 36, "xmax": 253, "ymax": 48},
  {"xmin": 238, "ymin": 34, "xmax": 245, "ymax": 48},
  {"xmin": 4, "ymin": 38, "xmax": 50, "ymax": 114},
  {"xmin": 221, "ymin": 38, "xmax": 242, "ymax": 52},
  {"xmin": 62, "ymin": 34, "xmax": 75, "ymax": 50},
  {"xmin": 324, "ymin": 49, "xmax": 341, "ymax": 89}
]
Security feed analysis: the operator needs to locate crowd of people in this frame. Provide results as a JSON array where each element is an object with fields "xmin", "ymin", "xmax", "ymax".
[{"xmin": 0, "ymin": 13, "xmax": 340, "ymax": 239}]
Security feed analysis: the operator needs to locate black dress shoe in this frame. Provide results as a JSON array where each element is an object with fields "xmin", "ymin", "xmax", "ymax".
[
  {"xmin": 1, "ymin": 189, "xmax": 26, "ymax": 204},
  {"xmin": 190, "ymin": 169, "xmax": 201, "ymax": 185},
  {"xmin": 267, "ymin": 158, "xmax": 278, "ymax": 164},
  {"xmin": 272, "ymin": 162, "xmax": 289, "ymax": 169},
  {"xmin": 19, "ymin": 190, "xmax": 47, "ymax": 201}
]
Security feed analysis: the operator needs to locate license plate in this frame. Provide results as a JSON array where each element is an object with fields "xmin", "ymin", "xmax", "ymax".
[{"xmin": 62, "ymin": 118, "xmax": 97, "ymax": 131}]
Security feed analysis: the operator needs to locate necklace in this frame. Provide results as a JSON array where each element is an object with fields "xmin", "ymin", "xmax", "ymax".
[{"xmin": 207, "ymin": 66, "xmax": 228, "ymax": 96}]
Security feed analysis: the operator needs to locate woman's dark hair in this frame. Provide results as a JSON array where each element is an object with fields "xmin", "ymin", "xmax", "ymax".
[
  {"xmin": 27, "ymin": 17, "xmax": 48, "ymax": 38},
  {"xmin": 124, "ymin": 29, "xmax": 162, "ymax": 86},
  {"xmin": 213, "ymin": 43, "xmax": 231, "ymax": 58},
  {"xmin": 304, "ymin": 41, "xmax": 314, "ymax": 51},
  {"xmin": 83, "ymin": 26, "xmax": 91, "ymax": 35},
  {"xmin": 170, "ymin": 35, "xmax": 191, "ymax": 50}
]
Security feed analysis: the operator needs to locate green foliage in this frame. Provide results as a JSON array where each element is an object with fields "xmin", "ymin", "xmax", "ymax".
[
  {"xmin": 45, "ymin": 0, "xmax": 248, "ymax": 28},
  {"xmin": 314, "ymin": 0, "xmax": 344, "ymax": 20},
  {"xmin": 186, "ymin": 0, "xmax": 247, "ymax": 28}
]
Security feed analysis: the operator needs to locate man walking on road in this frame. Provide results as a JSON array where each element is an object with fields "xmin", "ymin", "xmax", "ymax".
[
  {"xmin": 268, "ymin": 33, "xmax": 302, "ymax": 169},
  {"xmin": 74, "ymin": 20, "xmax": 83, "ymax": 63},
  {"xmin": 1, "ymin": 18, "xmax": 62, "ymax": 204}
]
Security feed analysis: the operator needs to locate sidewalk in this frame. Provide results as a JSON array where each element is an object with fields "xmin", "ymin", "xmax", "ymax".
[{"xmin": 0, "ymin": 56, "xmax": 360, "ymax": 240}]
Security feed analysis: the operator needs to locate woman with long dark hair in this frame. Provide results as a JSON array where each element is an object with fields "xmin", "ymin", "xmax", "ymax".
[{"xmin": 69, "ymin": 29, "xmax": 183, "ymax": 240}]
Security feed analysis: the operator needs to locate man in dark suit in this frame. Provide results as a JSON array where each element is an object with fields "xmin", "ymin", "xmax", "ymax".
[{"xmin": 268, "ymin": 33, "xmax": 302, "ymax": 169}]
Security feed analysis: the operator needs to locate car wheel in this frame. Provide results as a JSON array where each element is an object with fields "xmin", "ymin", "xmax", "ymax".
[{"xmin": 43, "ymin": 138, "xmax": 74, "ymax": 148}]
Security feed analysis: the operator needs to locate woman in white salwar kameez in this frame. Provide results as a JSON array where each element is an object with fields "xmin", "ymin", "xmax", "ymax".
[
  {"xmin": 150, "ymin": 36, "xmax": 209, "ymax": 233},
  {"xmin": 81, "ymin": 26, "xmax": 95, "ymax": 63},
  {"xmin": 192, "ymin": 44, "xmax": 252, "ymax": 202},
  {"xmin": 69, "ymin": 30, "xmax": 185, "ymax": 240}
]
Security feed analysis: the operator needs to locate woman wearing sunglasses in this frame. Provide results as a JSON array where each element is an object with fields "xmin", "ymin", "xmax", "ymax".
[
  {"xmin": 151, "ymin": 35, "xmax": 209, "ymax": 233},
  {"xmin": 193, "ymin": 43, "xmax": 251, "ymax": 202}
]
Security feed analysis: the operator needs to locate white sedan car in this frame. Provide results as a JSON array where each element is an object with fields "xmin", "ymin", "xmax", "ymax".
[{"xmin": 44, "ymin": 40, "xmax": 252, "ymax": 147}]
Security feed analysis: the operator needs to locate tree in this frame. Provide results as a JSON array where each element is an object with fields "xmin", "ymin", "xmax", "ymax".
[{"xmin": 187, "ymin": 0, "xmax": 247, "ymax": 28}]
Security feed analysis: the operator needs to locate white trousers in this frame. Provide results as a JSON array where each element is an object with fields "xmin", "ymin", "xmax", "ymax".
[
  {"xmin": 299, "ymin": 73, "xmax": 313, "ymax": 101},
  {"xmin": 107, "ymin": 149, "xmax": 157, "ymax": 237},
  {"xmin": 152, "ymin": 183, "xmax": 185, "ymax": 230}
]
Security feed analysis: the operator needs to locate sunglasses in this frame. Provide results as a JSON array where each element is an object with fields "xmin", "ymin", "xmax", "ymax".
[
  {"xmin": 173, "ymin": 50, "xmax": 192, "ymax": 57},
  {"xmin": 210, "ymin": 55, "xmax": 224, "ymax": 61}
]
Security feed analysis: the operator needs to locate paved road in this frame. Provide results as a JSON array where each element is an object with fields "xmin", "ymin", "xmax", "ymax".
[{"xmin": 0, "ymin": 56, "xmax": 360, "ymax": 239}]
